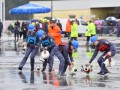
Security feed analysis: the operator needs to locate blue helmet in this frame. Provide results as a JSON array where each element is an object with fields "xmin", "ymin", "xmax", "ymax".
[
  {"xmin": 28, "ymin": 24, "xmax": 35, "ymax": 31},
  {"xmin": 72, "ymin": 40, "xmax": 79, "ymax": 49},
  {"xmin": 91, "ymin": 36, "xmax": 98, "ymax": 43},
  {"xmin": 37, "ymin": 30, "xmax": 45, "ymax": 38}
]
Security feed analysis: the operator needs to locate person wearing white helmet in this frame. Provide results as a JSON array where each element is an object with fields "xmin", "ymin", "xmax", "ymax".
[
  {"xmin": 37, "ymin": 30, "xmax": 56, "ymax": 72},
  {"xmin": 49, "ymin": 40, "xmax": 79, "ymax": 76},
  {"xmin": 18, "ymin": 24, "xmax": 39, "ymax": 71}
]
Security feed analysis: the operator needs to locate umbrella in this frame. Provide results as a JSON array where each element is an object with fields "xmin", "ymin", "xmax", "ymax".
[
  {"xmin": 25, "ymin": 20, "xmax": 31, "ymax": 24},
  {"xmin": 100, "ymin": 19, "xmax": 105, "ymax": 23},
  {"xmin": 106, "ymin": 16, "xmax": 117, "ymax": 21},
  {"xmin": 31, "ymin": 19, "xmax": 40, "ymax": 23},
  {"xmin": 9, "ymin": 3, "xmax": 51, "ymax": 14}
]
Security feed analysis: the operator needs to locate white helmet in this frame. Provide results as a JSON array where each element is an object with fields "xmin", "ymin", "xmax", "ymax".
[{"xmin": 41, "ymin": 50, "xmax": 50, "ymax": 59}]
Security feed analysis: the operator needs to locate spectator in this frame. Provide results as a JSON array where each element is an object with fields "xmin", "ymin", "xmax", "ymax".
[
  {"xmin": 48, "ymin": 20, "xmax": 62, "ymax": 45},
  {"xmin": 44, "ymin": 20, "xmax": 49, "ymax": 34},
  {"xmin": 70, "ymin": 20, "xmax": 78, "ymax": 40},
  {"xmin": 21, "ymin": 22, "xmax": 28, "ymax": 40},
  {"xmin": 8, "ymin": 24, "xmax": 14, "ymax": 33},
  {"xmin": 65, "ymin": 19, "xmax": 71, "ymax": 39},
  {"xmin": 15, "ymin": 20, "xmax": 20, "ymax": 28},
  {"xmin": 14, "ymin": 26, "xmax": 19, "ymax": 41},
  {"xmin": 0, "ymin": 21, "xmax": 3, "ymax": 40},
  {"xmin": 57, "ymin": 20, "xmax": 62, "ymax": 31},
  {"xmin": 116, "ymin": 20, "xmax": 120, "ymax": 37}
]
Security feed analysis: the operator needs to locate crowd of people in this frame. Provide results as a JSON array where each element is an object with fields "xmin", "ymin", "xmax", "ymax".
[
  {"xmin": 0, "ymin": 18, "xmax": 118, "ymax": 76},
  {"xmin": 15, "ymin": 19, "xmax": 79, "ymax": 77},
  {"xmin": 7, "ymin": 18, "xmax": 120, "ymax": 43}
]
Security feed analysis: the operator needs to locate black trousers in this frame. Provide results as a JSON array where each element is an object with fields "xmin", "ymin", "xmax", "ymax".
[{"xmin": 42, "ymin": 59, "xmax": 49, "ymax": 71}]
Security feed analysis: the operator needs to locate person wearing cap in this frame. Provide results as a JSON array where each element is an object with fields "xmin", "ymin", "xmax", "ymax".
[
  {"xmin": 18, "ymin": 24, "xmax": 39, "ymax": 71},
  {"xmin": 37, "ymin": 30, "xmax": 56, "ymax": 72},
  {"xmin": 88, "ymin": 36, "xmax": 116, "ymax": 75},
  {"xmin": 49, "ymin": 40, "xmax": 79, "ymax": 76},
  {"xmin": 48, "ymin": 20, "xmax": 62, "ymax": 45}
]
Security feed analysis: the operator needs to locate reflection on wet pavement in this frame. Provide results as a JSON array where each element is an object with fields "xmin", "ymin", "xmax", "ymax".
[{"xmin": 0, "ymin": 41, "xmax": 120, "ymax": 90}]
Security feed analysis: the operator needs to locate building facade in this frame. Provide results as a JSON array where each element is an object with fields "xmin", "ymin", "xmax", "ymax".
[{"xmin": 30, "ymin": 0, "xmax": 120, "ymax": 21}]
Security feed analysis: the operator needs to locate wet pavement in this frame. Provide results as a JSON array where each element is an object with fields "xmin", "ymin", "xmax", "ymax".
[{"xmin": 0, "ymin": 34, "xmax": 120, "ymax": 90}]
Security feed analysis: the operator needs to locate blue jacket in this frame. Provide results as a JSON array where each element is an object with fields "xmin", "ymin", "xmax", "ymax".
[
  {"xmin": 40, "ymin": 35, "xmax": 56, "ymax": 50},
  {"xmin": 26, "ymin": 31, "xmax": 39, "ymax": 47},
  {"xmin": 89, "ymin": 39, "xmax": 116, "ymax": 63},
  {"xmin": 59, "ymin": 43, "xmax": 73, "ymax": 65}
]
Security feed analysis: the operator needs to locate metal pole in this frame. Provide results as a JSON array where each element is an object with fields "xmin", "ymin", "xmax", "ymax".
[
  {"xmin": 3, "ymin": 0, "xmax": 5, "ymax": 21},
  {"xmin": 51, "ymin": 0, "xmax": 53, "ymax": 19},
  {"xmin": 0, "ymin": 0, "xmax": 2, "ymax": 22}
]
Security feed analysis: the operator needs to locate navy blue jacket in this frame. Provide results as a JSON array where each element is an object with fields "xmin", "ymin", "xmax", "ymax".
[
  {"xmin": 40, "ymin": 35, "xmax": 56, "ymax": 50},
  {"xmin": 59, "ymin": 43, "xmax": 73, "ymax": 65},
  {"xmin": 26, "ymin": 31, "xmax": 39, "ymax": 47},
  {"xmin": 89, "ymin": 39, "xmax": 116, "ymax": 63}
]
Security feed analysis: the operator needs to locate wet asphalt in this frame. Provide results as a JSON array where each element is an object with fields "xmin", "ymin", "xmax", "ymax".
[{"xmin": 0, "ymin": 39, "xmax": 120, "ymax": 90}]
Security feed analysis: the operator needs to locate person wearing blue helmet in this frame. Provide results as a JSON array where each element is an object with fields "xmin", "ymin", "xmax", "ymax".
[
  {"xmin": 49, "ymin": 40, "xmax": 79, "ymax": 76},
  {"xmin": 37, "ymin": 30, "xmax": 45, "ymax": 38},
  {"xmin": 37, "ymin": 30, "xmax": 56, "ymax": 72},
  {"xmin": 88, "ymin": 36, "xmax": 116, "ymax": 75},
  {"xmin": 28, "ymin": 24, "xmax": 35, "ymax": 31},
  {"xmin": 18, "ymin": 24, "xmax": 39, "ymax": 71}
]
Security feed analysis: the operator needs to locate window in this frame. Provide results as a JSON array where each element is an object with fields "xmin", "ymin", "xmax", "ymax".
[
  {"xmin": 81, "ymin": 21, "xmax": 88, "ymax": 26},
  {"xmin": 69, "ymin": 15, "xmax": 76, "ymax": 19}
]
